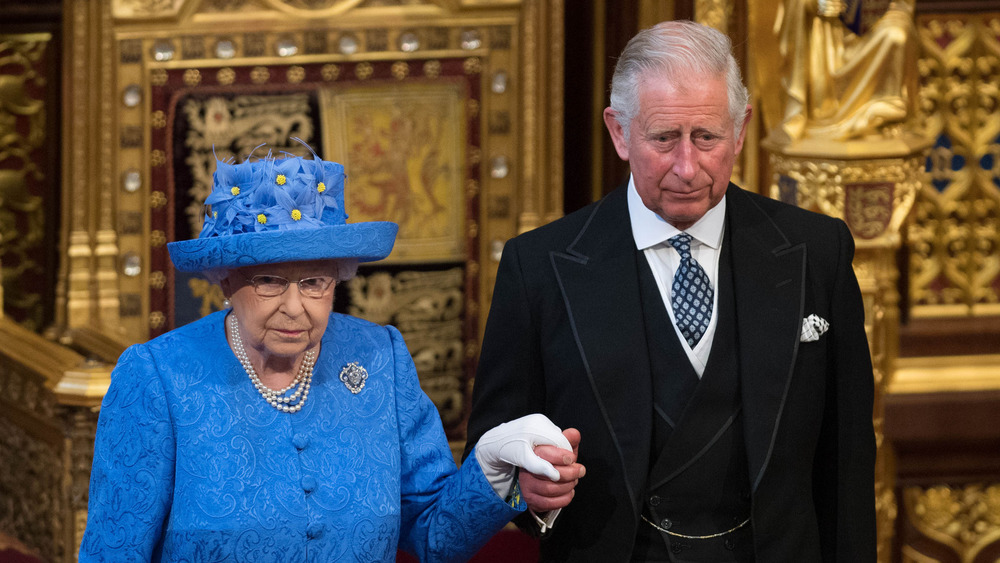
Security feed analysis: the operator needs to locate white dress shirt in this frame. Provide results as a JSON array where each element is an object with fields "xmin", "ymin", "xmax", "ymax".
[{"xmin": 627, "ymin": 175, "xmax": 726, "ymax": 378}]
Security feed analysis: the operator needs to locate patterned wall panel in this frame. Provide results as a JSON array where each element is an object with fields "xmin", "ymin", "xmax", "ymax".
[
  {"xmin": 913, "ymin": 14, "xmax": 1000, "ymax": 318},
  {"xmin": 0, "ymin": 33, "xmax": 58, "ymax": 331}
]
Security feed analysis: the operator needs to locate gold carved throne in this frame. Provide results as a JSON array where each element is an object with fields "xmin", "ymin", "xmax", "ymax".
[
  {"xmin": 0, "ymin": 1, "xmax": 564, "ymax": 561},
  {"xmin": 61, "ymin": 0, "xmax": 564, "ymax": 442}
]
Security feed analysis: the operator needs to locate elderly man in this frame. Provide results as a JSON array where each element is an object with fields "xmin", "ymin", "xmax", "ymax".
[{"xmin": 465, "ymin": 20, "xmax": 876, "ymax": 562}]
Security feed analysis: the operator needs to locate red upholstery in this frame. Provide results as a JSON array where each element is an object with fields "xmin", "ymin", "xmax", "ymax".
[
  {"xmin": 397, "ymin": 529, "xmax": 539, "ymax": 562},
  {"xmin": 0, "ymin": 533, "xmax": 44, "ymax": 563}
]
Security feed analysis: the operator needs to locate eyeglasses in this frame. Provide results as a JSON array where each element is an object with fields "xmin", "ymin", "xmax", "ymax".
[{"xmin": 241, "ymin": 274, "xmax": 335, "ymax": 299}]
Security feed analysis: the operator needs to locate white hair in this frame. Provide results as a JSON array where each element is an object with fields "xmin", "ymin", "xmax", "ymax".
[
  {"xmin": 208, "ymin": 258, "xmax": 360, "ymax": 286},
  {"xmin": 609, "ymin": 20, "xmax": 749, "ymax": 140}
]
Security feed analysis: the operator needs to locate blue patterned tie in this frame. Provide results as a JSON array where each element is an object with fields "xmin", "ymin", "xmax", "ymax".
[{"xmin": 668, "ymin": 233, "xmax": 714, "ymax": 347}]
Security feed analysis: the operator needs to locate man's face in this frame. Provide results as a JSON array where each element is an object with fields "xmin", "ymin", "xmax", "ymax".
[{"xmin": 604, "ymin": 73, "xmax": 750, "ymax": 230}]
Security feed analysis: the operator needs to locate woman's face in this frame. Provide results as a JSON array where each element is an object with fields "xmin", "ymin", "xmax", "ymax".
[{"xmin": 222, "ymin": 259, "xmax": 338, "ymax": 364}]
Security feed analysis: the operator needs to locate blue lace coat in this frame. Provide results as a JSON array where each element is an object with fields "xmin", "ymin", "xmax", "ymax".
[{"xmin": 80, "ymin": 311, "xmax": 520, "ymax": 562}]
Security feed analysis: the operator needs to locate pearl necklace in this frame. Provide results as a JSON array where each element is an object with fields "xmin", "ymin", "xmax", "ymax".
[{"xmin": 228, "ymin": 314, "xmax": 315, "ymax": 413}]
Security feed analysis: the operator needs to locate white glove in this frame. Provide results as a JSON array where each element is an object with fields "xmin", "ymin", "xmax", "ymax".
[{"xmin": 475, "ymin": 413, "xmax": 572, "ymax": 495}]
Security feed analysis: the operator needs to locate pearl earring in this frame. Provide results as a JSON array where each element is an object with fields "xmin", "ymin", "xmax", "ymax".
[{"xmin": 223, "ymin": 299, "xmax": 231, "ymax": 309}]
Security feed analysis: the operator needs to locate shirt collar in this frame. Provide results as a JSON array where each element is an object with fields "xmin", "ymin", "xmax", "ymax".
[{"xmin": 627, "ymin": 174, "xmax": 727, "ymax": 251}]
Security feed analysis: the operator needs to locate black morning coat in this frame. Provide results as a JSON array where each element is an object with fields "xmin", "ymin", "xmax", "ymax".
[{"xmin": 465, "ymin": 183, "xmax": 877, "ymax": 562}]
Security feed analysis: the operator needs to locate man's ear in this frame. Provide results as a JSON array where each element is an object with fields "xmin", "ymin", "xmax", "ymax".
[
  {"xmin": 734, "ymin": 104, "xmax": 752, "ymax": 155},
  {"xmin": 603, "ymin": 108, "xmax": 631, "ymax": 162}
]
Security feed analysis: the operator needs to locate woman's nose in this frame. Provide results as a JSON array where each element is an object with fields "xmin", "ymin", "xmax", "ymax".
[{"xmin": 278, "ymin": 284, "xmax": 306, "ymax": 314}]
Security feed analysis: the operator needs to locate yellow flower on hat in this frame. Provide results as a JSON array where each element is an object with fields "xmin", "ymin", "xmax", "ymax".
[{"xmin": 169, "ymin": 152, "xmax": 397, "ymax": 275}]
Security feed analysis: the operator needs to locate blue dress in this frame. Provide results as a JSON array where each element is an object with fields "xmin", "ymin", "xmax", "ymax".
[{"xmin": 80, "ymin": 311, "xmax": 521, "ymax": 562}]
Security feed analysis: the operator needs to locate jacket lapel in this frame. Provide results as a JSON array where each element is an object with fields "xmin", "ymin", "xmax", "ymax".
[
  {"xmin": 550, "ymin": 186, "xmax": 652, "ymax": 515},
  {"xmin": 726, "ymin": 185, "xmax": 806, "ymax": 492}
]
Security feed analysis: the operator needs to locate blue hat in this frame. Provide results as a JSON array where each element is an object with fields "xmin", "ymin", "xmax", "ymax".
[{"xmin": 168, "ymin": 153, "xmax": 398, "ymax": 272}]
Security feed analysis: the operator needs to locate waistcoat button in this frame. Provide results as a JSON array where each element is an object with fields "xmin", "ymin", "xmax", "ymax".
[
  {"xmin": 292, "ymin": 433, "xmax": 310, "ymax": 450},
  {"xmin": 649, "ymin": 495, "xmax": 660, "ymax": 506},
  {"xmin": 301, "ymin": 475, "xmax": 317, "ymax": 493},
  {"xmin": 306, "ymin": 523, "xmax": 323, "ymax": 539},
  {"xmin": 659, "ymin": 518, "xmax": 672, "ymax": 530}
]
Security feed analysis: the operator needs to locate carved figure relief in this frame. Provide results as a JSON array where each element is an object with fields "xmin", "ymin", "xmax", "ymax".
[{"xmin": 772, "ymin": 0, "xmax": 919, "ymax": 142}]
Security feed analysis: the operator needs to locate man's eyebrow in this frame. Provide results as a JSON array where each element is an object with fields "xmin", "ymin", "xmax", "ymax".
[{"xmin": 691, "ymin": 125, "xmax": 726, "ymax": 135}]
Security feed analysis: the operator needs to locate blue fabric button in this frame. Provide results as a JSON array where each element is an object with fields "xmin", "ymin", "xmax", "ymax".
[
  {"xmin": 301, "ymin": 475, "xmax": 317, "ymax": 493},
  {"xmin": 306, "ymin": 523, "xmax": 324, "ymax": 539},
  {"xmin": 292, "ymin": 433, "xmax": 309, "ymax": 450}
]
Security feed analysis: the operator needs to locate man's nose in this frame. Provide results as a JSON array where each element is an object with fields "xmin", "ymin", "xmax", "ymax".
[{"xmin": 672, "ymin": 140, "xmax": 699, "ymax": 182}]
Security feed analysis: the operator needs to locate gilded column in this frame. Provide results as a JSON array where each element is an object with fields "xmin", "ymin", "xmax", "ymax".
[
  {"xmin": 60, "ymin": 0, "xmax": 96, "ymax": 328},
  {"xmin": 516, "ymin": 0, "xmax": 564, "ymax": 232},
  {"xmin": 517, "ymin": 0, "xmax": 540, "ymax": 233},
  {"xmin": 60, "ymin": 0, "xmax": 120, "ymax": 331},
  {"xmin": 95, "ymin": 1, "xmax": 121, "ymax": 332}
]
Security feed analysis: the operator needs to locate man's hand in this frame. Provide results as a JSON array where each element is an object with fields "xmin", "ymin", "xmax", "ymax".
[{"xmin": 520, "ymin": 428, "xmax": 584, "ymax": 513}]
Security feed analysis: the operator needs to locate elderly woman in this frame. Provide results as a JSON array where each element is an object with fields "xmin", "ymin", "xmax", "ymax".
[{"xmin": 80, "ymin": 152, "xmax": 582, "ymax": 562}]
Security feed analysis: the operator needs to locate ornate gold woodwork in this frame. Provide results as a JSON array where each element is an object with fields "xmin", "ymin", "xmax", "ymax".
[
  {"xmin": 901, "ymin": 484, "xmax": 1000, "ymax": 563},
  {"xmin": 61, "ymin": 0, "xmax": 563, "ymax": 348},
  {"xmin": 912, "ymin": 13, "xmax": 1000, "ymax": 318},
  {"xmin": 0, "ymin": 33, "xmax": 52, "ymax": 330},
  {"xmin": 892, "ymin": 354, "xmax": 1000, "ymax": 394},
  {"xmin": 55, "ymin": 0, "xmax": 562, "ymax": 462},
  {"xmin": 13, "ymin": 2, "xmax": 562, "ymax": 557},
  {"xmin": 0, "ymin": 313, "xmax": 109, "ymax": 562}
]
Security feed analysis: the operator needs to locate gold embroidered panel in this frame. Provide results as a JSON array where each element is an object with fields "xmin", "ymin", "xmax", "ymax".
[
  {"xmin": 913, "ymin": 13, "xmax": 1000, "ymax": 318},
  {"xmin": 321, "ymin": 82, "xmax": 467, "ymax": 263}
]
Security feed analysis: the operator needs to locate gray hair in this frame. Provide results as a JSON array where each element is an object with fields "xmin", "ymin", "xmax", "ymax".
[
  {"xmin": 609, "ymin": 20, "xmax": 749, "ymax": 141},
  {"xmin": 207, "ymin": 258, "xmax": 360, "ymax": 286}
]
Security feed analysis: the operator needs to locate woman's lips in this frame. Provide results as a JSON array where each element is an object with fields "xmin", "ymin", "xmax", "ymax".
[{"xmin": 273, "ymin": 328, "xmax": 306, "ymax": 337}]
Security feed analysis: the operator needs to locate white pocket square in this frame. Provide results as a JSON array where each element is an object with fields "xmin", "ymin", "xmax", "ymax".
[{"xmin": 800, "ymin": 314, "xmax": 829, "ymax": 342}]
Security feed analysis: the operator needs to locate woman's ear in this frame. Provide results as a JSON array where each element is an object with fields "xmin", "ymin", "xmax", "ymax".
[{"xmin": 219, "ymin": 275, "xmax": 233, "ymax": 299}]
